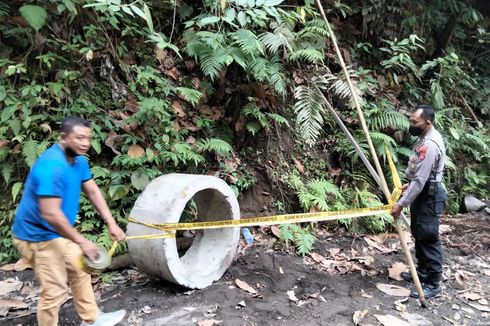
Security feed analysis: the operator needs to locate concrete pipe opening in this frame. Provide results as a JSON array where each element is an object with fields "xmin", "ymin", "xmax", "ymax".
[{"xmin": 127, "ymin": 174, "xmax": 240, "ymax": 289}]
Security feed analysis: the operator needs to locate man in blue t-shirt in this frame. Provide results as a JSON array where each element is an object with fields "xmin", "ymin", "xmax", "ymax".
[{"xmin": 12, "ymin": 116, "xmax": 127, "ymax": 326}]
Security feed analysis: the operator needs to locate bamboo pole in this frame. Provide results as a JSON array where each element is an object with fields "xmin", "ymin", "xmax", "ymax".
[
  {"xmin": 315, "ymin": 1, "xmax": 426, "ymax": 306},
  {"xmin": 316, "ymin": 88, "xmax": 410, "ymax": 228}
]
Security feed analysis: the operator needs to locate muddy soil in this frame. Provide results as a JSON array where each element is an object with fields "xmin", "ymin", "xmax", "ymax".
[{"xmin": 1, "ymin": 213, "xmax": 489, "ymax": 326}]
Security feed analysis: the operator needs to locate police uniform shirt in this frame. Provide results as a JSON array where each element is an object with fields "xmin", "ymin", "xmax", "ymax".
[{"xmin": 397, "ymin": 126, "xmax": 446, "ymax": 207}]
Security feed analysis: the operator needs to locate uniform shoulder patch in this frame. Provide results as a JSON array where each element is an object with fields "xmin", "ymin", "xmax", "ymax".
[{"xmin": 418, "ymin": 145, "xmax": 428, "ymax": 160}]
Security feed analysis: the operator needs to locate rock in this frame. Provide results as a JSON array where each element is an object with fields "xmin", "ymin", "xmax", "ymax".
[{"xmin": 464, "ymin": 195, "xmax": 489, "ymax": 214}]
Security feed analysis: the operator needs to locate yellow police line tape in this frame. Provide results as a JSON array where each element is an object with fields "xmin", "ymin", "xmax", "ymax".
[{"xmin": 124, "ymin": 148, "xmax": 401, "ymax": 241}]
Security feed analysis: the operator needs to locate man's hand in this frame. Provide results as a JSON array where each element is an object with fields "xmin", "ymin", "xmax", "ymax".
[
  {"xmin": 108, "ymin": 224, "xmax": 126, "ymax": 241},
  {"xmin": 391, "ymin": 203, "xmax": 403, "ymax": 218},
  {"xmin": 80, "ymin": 239, "xmax": 100, "ymax": 262},
  {"xmin": 401, "ymin": 183, "xmax": 409, "ymax": 192}
]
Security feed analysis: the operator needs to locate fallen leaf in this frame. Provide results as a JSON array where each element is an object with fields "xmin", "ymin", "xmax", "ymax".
[
  {"xmin": 364, "ymin": 237, "xmax": 397, "ymax": 254},
  {"xmin": 197, "ymin": 319, "xmax": 222, "ymax": 326},
  {"xmin": 235, "ymin": 279, "xmax": 257, "ymax": 294},
  {"xmin": 466, "ymin": 302, "xmax": 490, "ymax": 312},
  {"xmin": 328, "ymin": 248, "xmax": 341, "ymax": 256},
  {"xmin": 463, "ymin": 292, "xmax": 482, "ymax": 301},
  {"xmin": 400, "ymin": 312, "xmax": 432, "ymax": 325},
  {"xmin": 287, "ymin": 290, "xmax": 298, "ymax": 302},
  {"xmin": 270, "ymin": 226, "xmax": 281, "ymax": 238},
  {"xmin": 141, "ymin": 305, "xmax": 151, "ymax": 314},
  {"xmin": 279, "ymin": 267, "xmax": 284, "ymax": 274},
  {"xmin": 361, "ymin": 290, "xmax": 373, "ymax": 298},
  {"xmin": 104, "ymin": 133, "xmax": 124, "ymax": 155},
  {"xmin": 353, "ymin": 309, "xmax": 369, "ymax": 324},
  {"xmin": 172, "ymin": 100, "xmax": 186, "ymax": 118},
  {"xmin": 455, "ymin": 271, "xmax": 466, "ymax": 286},
  {"xmin": 309, "ymin": 252, "xmax": 326, "ymax": 263},
  {"xmin": 376, "ymin": 284, "xmax": 411, "ymax": 297},
  {"xmin": 439, "ymin": 224, "xmax": 452, "ymax": 234},
  {"xmin": 394, "ymin": 298, "xmax": 408, "ymax": 312},
  {"xmin": 164, "ymin": 67, "xmax": 180, "ymax": 81},
  {"xmin": 236, "ymin": 300, "xmax": 246, "ymax": 307},
  {"xmin": 0, "ymin": 279, "xmax": 23, "ymax": 296},
  {"xmin": 0, "ymin": 298, "xmax": 28, "ymax": 310},
  {"xmin": 374, "ymin": 314, "xmax": 409, "ymax": 326},
  {"xmin": 460, "ymin": 307, "xmax": 475, "ymax": 314},
  {"xmin": 127, "ymin": 144, "xmax": 145, "ymax": 158},
  {"xmin": 0, "ymin": 306, "xmax": 7, "ymax": 317},
  {"xmin": 388, "ymin": 262, "xmax": 407, "ymax": 281},
  {"xmin": 293, "ymin": 158, "xmax": 304, "ymax": 174}
]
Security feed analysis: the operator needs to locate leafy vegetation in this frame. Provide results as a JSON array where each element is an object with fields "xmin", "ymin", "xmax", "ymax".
[{"xmin": 0, "ymin": 0, "xmax": 488, "ymax": 261}]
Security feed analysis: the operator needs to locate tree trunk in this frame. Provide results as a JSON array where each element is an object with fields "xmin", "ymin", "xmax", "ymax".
[{"xmin": 433, "ymin": 14, "xmax": 458, "ymax": 58}]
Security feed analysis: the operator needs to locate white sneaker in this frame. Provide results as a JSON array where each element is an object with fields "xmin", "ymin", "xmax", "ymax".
[{"xmin": 80, "ymin": 310, "xmax": 127, "ymax": 326}]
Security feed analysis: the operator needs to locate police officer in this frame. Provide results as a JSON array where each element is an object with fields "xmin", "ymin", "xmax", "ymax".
[{"xmin": 391, "ymin": 104, "xmax": 447, "ymax": 299}]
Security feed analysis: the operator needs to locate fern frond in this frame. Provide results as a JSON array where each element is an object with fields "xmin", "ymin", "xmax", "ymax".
[
  {"xmin": 22, "ymin": 139, "xmax": 38, "ymax": 167},
  {"xmin": 232, "ymin": 29, "xmax": 264, "ymax": 58},
  {"xmin": 19, "ymin": 5, "xmax": 47, "ymax": 32},
  {"xmin": 279, "ymin": 223, "xmax": 295, "ymax": 249},
  {"xmin": 287, "ymin": 173, "xmax": 305, "ymax": 191},
  {"xmin": 175, "ymin": 87, "xmax": 203, "ymax": 106},
  {"xmin": 369, "ymin": 108, "xmax": 409, "ymax": 131},
  {"xmin": 321, "ymin": 70, "xmax": 364, "ymax": 108},
  {"xmin": 0, "ymin": 2, "xmax": 11, "ymax": 16},
  {"xmin": 248, "ymin": 56, "xmax": 287, "ymax": 96},
  {"xmin": 200, "ymin": 48, "xmax": 228, "ymax": 80},
  {"xmin": 266, "ymin": 112, "xmax": 289, "ymax": 126},
  {"xmin": 288, "ymin": 48, "xmax": 324, "ymax": 63},
  {"xmin": 293, "ymin": 84, "xmax": 325, "ymax": 145},
  {"xmin": 0, "ymin": 147, "xmax": 9, "ymax": 162},
  {"xmin": 173, "ymin": 143, "xmax": 205, "ymax": 166},
  {"xmin": 259, "ymin": 23, "xmax": 295, "ymax": 54},
  {"xmin": 196, "ymin": 138, "xmax": 233, "ymax": 157},
  {"xmin": 307, "ymin": 178, "xmax": 342, "ymax": 199},
  {"xmin": 294, "ymin": 228, "xmax": 316, "ymax": 256},
  {"xmin": 396, "ymin": 146, "xmax": 413, "ymax": 159},
  {"xmin": 267, "ymin": 58, "xmax": 287, "ymax": 96},
  {"xmin": 1, "ymin": 163, "xmax": 13, "ymax": 185}
]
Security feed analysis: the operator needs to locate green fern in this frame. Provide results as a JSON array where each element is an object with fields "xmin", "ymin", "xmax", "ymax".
[
  {"xmin": 232, "ymin": 29, "xmax": 264, "ymax": 57},
  {"xmin": 279, "ymin": 223, "xmax": 317, "ymax": 256},
  {"xmin": 368, "ymin": 108, "xmax": 409, "ymax": 131},
  {"xmin": 0, "ymin": 2, "xmax": 11, "ymax": 17},
  {"xmin": 22, "ymin": 139, "xmax": 39, "ymax": 167},
  {"xmin": 293, "ymin": 84, "xmax": 325, "ymax": 146},
  {"xmin": 288, "ymin": 48, "xmax": 324, "ymax": 63},
  {"xmin": 173, "ymin": 143, "xmax": 205, "ymax": 166},
  {"xmin": 259, "ymin": 24, "xmax": 295, "ymax": 54},
  {"xmin": 196, "ymin": 138, "xmax": 233, "ymax": 157},
  {"xmin": 294, "ymin": 228, "xmax": 316, "ymax": 256},
  {"xmin": 321, "ymin": 69, "xmax": 364, "ymax": 108},
  {"xmin": 266, "ymin": 112, "xmax": 288, "ymax": 126},
  {"xmin": 175, "ymin": 87, "xmax": 203, "ymax": 106},
  {"xmin": 1, "ymin": 163, "xmax": 13, "ymax": 185},
  {"xmin": 19, "ymin": 5, "xmax": 48, "ymax": 32}
]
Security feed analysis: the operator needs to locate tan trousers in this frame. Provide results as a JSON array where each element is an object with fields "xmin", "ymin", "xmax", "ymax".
[{"xmin": 14, "ymin": 238, "xmax": 99, "ymax": 326}]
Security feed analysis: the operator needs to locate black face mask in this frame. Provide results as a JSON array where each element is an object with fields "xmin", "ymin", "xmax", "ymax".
[
  {"xmin": 64, "ymin": 146, "xmax": 78, "ymax": 158},
  {"xmin": 409, "ymin": 126, "xmax": 424, "ymax": 136}
]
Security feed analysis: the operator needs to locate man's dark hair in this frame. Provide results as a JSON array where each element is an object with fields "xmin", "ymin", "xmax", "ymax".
[
  {"xmin": 415, "ymin": 104, "xmax": 435, "ymax": 123},
  {"xmin": 61, "ymin": 116, "xmax": 91, "ymax": 134}
]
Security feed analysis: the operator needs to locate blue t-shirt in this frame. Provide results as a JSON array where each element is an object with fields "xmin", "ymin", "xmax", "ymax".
[{"xmin": 12, "ymin": 144, "xmax": 92, "ymax": 242}]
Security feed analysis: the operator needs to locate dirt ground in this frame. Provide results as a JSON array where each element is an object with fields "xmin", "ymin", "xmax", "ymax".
[{"xmin": 1, "ymin": 212, "xmax": 490, "ymax": 326}]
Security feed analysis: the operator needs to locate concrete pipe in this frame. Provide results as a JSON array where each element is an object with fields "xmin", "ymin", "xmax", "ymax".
[{"xmin": 127, "ymin": 173, "xmax": 240, "ymax": 289}]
